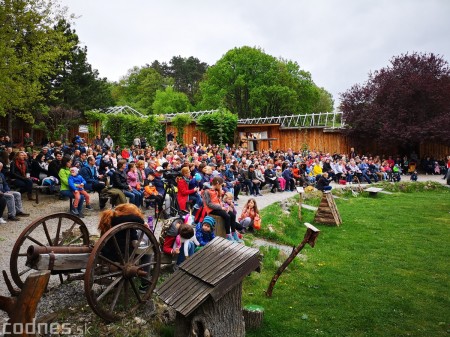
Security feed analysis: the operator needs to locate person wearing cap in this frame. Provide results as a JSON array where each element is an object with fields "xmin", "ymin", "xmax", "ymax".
[
  {"xmin": 68, "ymin": 166, "xmax": 92, "ymax": 214},
  {"xmin": 282, "ymin": 165, "xmax": 296, "ymax": 192},
  {"xmin": 147, "ymin": 166, "xmax": 171, "ymax": 217},
  {"xmin": 195, "ymin": 215, "xmax": 216, "ymax": 247}
]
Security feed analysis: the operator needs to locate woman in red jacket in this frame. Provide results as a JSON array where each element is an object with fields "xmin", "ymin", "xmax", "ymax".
[{"xmin": 177, "ymin": 167, "xmax": 199, "ymax": 212}]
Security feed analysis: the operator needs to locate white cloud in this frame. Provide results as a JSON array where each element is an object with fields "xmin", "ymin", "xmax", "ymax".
[{"xmin": 60, "ymin": 0, "xmax": 450, "ymax": 104}]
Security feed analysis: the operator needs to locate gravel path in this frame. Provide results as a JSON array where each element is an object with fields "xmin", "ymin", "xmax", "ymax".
[{"xmin": 0, "ymin": 174, "xmax": 446, "ymax": 325}]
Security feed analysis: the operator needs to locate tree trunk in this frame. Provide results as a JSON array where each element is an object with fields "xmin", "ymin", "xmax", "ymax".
[
  {"xmin": 174, "ymin": 283, "xmax": 245, "ymax": 337},
  {"xmin": 243, "ymin": 305, "xmax": 264, "ymax": 330}
]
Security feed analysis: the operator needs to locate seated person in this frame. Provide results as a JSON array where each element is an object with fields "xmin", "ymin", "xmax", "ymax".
[
  {"xmin": 195, "ymin": 215, "xmax": 216, "ymax": 248},
  {"xmin": 10, "ymin": 151, "xmax": 34, "ymax": 200},
  {"xmin": 0, "ymin": 162, "xmax": 29, "ymax": 221},
  {"xmin": 316, "ymin": 172, "xmax": 333, "ymax": 191},
  {"xmin": 59, "ymin": 157, "xmax": 84, "ymax": 216},
  {"xmin": 98, "ymin": 203, "xmax": 150, "ymax": 293}
]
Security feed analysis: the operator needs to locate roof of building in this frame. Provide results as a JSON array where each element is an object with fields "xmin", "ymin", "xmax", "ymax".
[{"xmin": 156, "ymin": 237, "xmax": 260, "ymax": 317}]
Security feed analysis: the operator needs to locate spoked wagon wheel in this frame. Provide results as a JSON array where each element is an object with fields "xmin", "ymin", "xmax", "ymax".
[
  {"xmin": 84, "ymin": 222, "xmax": 161, "ymax": 322},
  {"xmin": 10, "ymin": 213, "xmax": 90, "ymax": 289}
]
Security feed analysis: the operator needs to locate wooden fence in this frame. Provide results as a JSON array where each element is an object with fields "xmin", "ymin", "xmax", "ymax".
[{"xmin": 4, "ymin": 116, "xmax": 449, "ymax": 159}]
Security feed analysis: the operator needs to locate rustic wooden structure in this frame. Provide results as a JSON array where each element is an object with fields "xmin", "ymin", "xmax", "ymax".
[
  {"xmin": 9, "ymin": 212, "xmax": 161, "ymax": 322},
  {"xmin": 4, "ymin": 107, "xmax": 449, "ymax": 159},
  {"xmin": 266, "ymin": 223, "xmax": 320, "ymax": 297},
  {"xmin": 0, "ymin": 270, "xmax": 50, "ymax": 337},
  {"xmin": 156, "ymin": 237, "xmax": 261, "ymax": 337},
  {"xmin": 314, "ymin": 192, "xmax": 342, "ymax": 226}
]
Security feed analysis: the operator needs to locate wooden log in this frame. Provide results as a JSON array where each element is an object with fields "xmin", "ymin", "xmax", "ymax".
[
  {"xmin": 266, "ymin": 223, "xmax": 320, "ymax": 297},
  {"xmin": 28, "ymin": 253, "xmax": 90, "ymax": 271},
  {"xmin": 243, "ymin": 304, "xmax": 264, "ymax": 330},
  {"xmin": 0, "ymin": 270, "xmax": 50, "ymax": 337}
]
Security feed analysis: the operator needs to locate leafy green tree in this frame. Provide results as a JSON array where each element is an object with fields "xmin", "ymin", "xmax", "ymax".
[
  {"xmin": 0, "ymin": 0, "xmax": 75, "ymax": 136},
  {"xmin": 152, "ymin": 87, "xmax": 192, "ymax": 114},
  {"xmin": 168, "ymin": 56, "xmax": 208, "ymax": 104},
  {"xmin": 198, "ymin": 46, "xmax": 333, "ymax": 118},
  {"xmin": 196, "ymin": 108, "xmax": 237, "ymax": 145},
  {"xmin": 102, "ymin": 114, "xmax": 162, "ymax": 147},
  {"xmin": 33, "ymin": 107, "xmax": 81, "ymax": 142},
  {"xmin": 170, "ymin": 113, "xmax": 193, "ymax": 145},
  {"xmin": 113, "ymin": 66, "xmax": 165, "ymax": 114}
]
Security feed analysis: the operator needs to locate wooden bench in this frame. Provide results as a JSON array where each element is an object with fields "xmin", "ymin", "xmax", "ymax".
[
  {"xmin": 365, "ymin": 187, "xmax": 383, "ymax": 197},
  {"xmin": 33, "ymin": 184, "xmax": 61, "ymax": 204}
]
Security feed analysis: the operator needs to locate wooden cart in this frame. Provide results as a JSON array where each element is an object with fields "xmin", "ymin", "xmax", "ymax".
[{"xmin": 8, "ymin": 212, "xmax": 163, "ymax": 322}]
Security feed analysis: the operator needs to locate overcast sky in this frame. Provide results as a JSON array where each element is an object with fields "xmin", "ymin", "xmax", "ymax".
[{"xmin": 59, "ymin": 0, "xmax": 450, "ymax": 106}]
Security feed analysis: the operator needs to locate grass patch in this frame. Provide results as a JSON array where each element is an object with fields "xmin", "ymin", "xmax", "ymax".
[{"xmin": 243, "ymin": 185, "xmax": 450, "ymax": 337}]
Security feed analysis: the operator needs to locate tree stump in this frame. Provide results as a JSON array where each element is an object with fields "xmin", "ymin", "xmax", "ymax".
[
  {"xmin": 174, "ymin": 283, "xmax": 245, "ymax": 337},
  {"xmin": 243, "ymin": 304, "xmax": 264, "ymax": 330}
]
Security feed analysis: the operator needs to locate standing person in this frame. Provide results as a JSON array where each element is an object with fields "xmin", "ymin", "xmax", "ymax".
[
  {"xmin": 167, "ymin": 131, "xmax": 175, "ymax": 143},
  {"xmin": 0, "ymin": 162, "xmax": 29, "ymax": 221},
  {"xmin": 238, "ymin": 198, "xmax": 260, "ymax": 233},
  {"xmin": 59, "ymin": 157, "xmax": 85, "ymax": 217},
  {"xmin": 176, "ymin": 167, "xmax": 201, "ymax": 213},
  {"xmin": 10, "ymin": 151, "xmax": 34, "ymax": 200},
  {"xmin": 68, "ymin": 167, "xmax": 92, "ymax": 214},
  {"xmin": 23, "ymin": 133, "xmax": 34, "ymax": 153},
  {"xmin": 203, "ymin": 177, "xmax": 240, "ymax": 242},
  {"xmin": 103, "ymin": 135, "xmax": 114, "ymax": 150}
]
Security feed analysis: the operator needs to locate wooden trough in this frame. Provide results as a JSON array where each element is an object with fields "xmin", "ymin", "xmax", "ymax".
[{"xmin": 156, "ymin": 237, "xmax": 261, "ymax": 337}]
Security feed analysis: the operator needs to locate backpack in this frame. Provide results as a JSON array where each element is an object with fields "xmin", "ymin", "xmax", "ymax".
[{"xmin": 159, "ymin": 217, "xmax": 184, "ymax": 248}]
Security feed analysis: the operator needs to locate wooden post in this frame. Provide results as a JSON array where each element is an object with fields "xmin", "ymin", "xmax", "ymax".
[
  {"xmin": 266, "ymin": 223, "xmax": 320, "ymax": 297},
  {"xmin": 0, "ymin": 270, "xmax": 50, "ymax": 336},
  {"xmin": 296, "ymin": 187, "xmax": 304, "ymax": 221},
  {"xmin": 243, "ymin": 304, "xmax": 264, "ymax": 329}
]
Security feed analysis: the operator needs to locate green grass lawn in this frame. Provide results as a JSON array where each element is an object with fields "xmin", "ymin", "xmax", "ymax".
[{"xmin": 243, "ymin": 184, "xmax": 450, "ymax": 337}]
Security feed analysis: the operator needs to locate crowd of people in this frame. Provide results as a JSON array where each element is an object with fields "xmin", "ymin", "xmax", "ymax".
[{"xmin": 1, "ymin": 133, "xmax": 449, "ymax": 228}]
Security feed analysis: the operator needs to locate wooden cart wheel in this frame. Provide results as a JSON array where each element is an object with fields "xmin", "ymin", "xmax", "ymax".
[
  {"xmin": 10, "ymin": 213, "xmax": 90, "ymax": 289},
  {"xmin": 84, "ymin": 222, "xmax": 161, "ymax": 322}
]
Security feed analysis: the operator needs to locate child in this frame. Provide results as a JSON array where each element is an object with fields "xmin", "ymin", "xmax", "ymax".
[
  {"xmin": 176, "ymin": 224, "xmax": 196, "ymax": 265},
  {"xmin": 222, "ymin": 192, "xmax": 237, "ymax": 217},
  {"xmin": 68, "ymin": 167, "xmax": 91, "ymax": 214},
  {"xmin": 410, "ymin": 170, "xmax": 418, "ymax": 181},
  {"xmin": 203, "ymin": 176, "xmax": 241, "ymax": 242},
  {"xmin": 195, "ymin": 215, "xmax": 216, "ymax": 247},
  {"xmin": 238, "ymin": 198, "xmax": 260, "ymax": 233}
]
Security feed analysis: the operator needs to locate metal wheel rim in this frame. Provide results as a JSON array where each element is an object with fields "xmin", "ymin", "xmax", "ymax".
[
  {"xmin": 84, "ymin": 222, "xmax": 161, "ymax": 322},
  {"xmin": 9, "ymin": 212, "xmax": 90, "ymax": 289}
]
